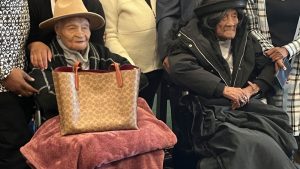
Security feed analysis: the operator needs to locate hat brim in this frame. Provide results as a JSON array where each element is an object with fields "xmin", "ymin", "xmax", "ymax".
[
  {"xmin": 39, "ymin": 12, "xmax": 105, "ymax": 30},
  {"xmin": 194, "ymin": 0, "xmax": 246, "ymax": 18}
]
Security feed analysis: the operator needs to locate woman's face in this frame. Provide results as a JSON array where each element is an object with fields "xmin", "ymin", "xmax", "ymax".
[
  {"xmin": 55, "ymin": 17, "xmax": 91, "ymax": 53},
  {"xmin": 215, "ymin": 9, "xmax": 239, "ymax": 40}
]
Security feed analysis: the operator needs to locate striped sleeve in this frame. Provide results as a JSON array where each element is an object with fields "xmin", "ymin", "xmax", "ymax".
[
  {"xmin": 283, "ymin": 36, "xmax": 300, "ymax": 58},
  {"xmin": 246, "ymin": 0, "xmax": 274, "ymax": 52}
]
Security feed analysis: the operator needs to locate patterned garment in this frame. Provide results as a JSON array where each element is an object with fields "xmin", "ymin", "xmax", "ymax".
[
  {"xmin": 246, "ymin": 0, "xmax": 300, "ymax": 135},
  {"xmin": 0, "ymin": 0, "xmax": 30, "ymax": 92},
  {"xmin": 268, "ymin": 57, "xmax": 300, "ymax": 136},
  {"xmin": 246, "ymin": 0, "xmax": 300, "ymax": 56}
]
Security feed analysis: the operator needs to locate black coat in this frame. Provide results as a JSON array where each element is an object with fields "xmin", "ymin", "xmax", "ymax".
[
  {"xmin": 168, "ymin": 17, "xmax": 275, "ymax": 99},
  {"xmin": 27, "ymin": 0, "xmax": 105, "ymax": 46},
  {"xmin": 167, "ymin": 17, "xmax": 297, "ymax": 169}
]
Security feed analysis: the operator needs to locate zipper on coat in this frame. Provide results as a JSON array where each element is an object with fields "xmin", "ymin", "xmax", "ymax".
[
  {"xmin": 179, "ymin": 31, "xmax": 229, "ymax": 86},
  {"xmin": 232, "ymin": 31, "xmax": 249, "ymax": 86}
]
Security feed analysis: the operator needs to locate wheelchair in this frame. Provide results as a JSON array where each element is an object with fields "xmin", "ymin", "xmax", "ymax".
[{"xmin": 156, "ymin": 74, "xmax": 198, "ymax": 169}]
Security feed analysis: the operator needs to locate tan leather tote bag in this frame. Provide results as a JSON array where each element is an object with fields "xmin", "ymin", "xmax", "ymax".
[{"xmin": 52, "ymin": 62, "xmax": 140, "ymax": 135}]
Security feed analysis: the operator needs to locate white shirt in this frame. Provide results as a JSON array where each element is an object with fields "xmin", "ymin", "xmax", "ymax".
[{"xmin": 219, "ymin": 40, "xmax": 233, "ymax": 73}]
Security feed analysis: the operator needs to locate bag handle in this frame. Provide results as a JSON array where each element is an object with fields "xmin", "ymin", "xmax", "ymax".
[
  {"xmin": 73, "ymin": 62, "xmax": 123, "ymax": 90},
  {"xmin": 111, "ymin": 62, "xmax": 123, "ymax": 88},
  {"xmin": 73, "ymin": 62, "xmax": 81, "ymax": 90}
]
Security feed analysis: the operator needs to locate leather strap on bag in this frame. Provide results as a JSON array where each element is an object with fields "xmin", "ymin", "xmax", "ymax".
[
  {"xmin": 112, "ymin": 62, "xmax": 123, "ymax": 88},
  {"xmin": 73, "ymin": 62, "xmax": 123, "ymax": 90},
  {"xmin": 73, "ymin": 61, "xmax": 81, "ymax": 90}
]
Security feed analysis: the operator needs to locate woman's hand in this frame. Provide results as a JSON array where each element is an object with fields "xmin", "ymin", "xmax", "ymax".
[
  {"xmin": 223, "ymin": 86, "xmax": 248, "ymax": 110},
  {"xmin": 265, "ymin": 47, "xmax": 288, "ymax": 70},
  {"xmin": 275, "ymin": 59, "xmax": 286, "ymax": 72},
  {"xmin": 163, "ymin": 56, "xmax": 170, "ymax": 73},
  {"xmin": 29, "ymin": 41, "xmax": 52, "ymax": 69},
  {"xmin": 241, "ymin": 81, "xmax": 260, "ymax": 104},
  {"xmin": 2, "ymin": 68, "xmax": 38, "ymax": 96},
  {"xmin": 265, "ymin": 47, "xmax": 288, "ymax": 61}
]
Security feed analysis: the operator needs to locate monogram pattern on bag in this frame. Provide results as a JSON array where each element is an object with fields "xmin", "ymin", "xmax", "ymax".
[{"xmin": 53, "ymin": 68, "xmax": 140, "ymax": 135}]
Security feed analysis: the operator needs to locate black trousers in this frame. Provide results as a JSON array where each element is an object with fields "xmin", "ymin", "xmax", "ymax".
[
  {"xmin": 139, "ymin": 69, "xmax": 163, "ymax": 108},
  {"xmin": 0, "ymin": 92, "xmax": 34, "ymax": 169}
]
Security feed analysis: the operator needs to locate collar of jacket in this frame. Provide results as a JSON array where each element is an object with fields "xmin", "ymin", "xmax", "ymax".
[
  {"xmin": 49, "ymin": 38, "xmax": 100, "ymax": 69},
  {"xmin": 177, "ymin": 17, "xmax": 249, "ymax": 86}
]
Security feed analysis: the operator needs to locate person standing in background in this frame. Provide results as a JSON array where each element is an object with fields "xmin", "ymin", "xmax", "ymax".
[
  {"xmin": 156, "ymin": 0, "xmax": 203, "ymax": 68},
  {"xmin": 0, "ymin": 1, "xmax": 38, "ymax": 168},
  {"xmin": 246, "ymin": 0, "xmax": 300, "ymax": 144},
  {"xmin": 27, "ymin": 0, "xmax": 106, "ymax": 69},
  {"xmin": 246, "ymin": 0, "xmax": 300, "ymax": 163},
  {"xmin": 100, "ymin": 0, "xmax": 162, "ymax": 108}
]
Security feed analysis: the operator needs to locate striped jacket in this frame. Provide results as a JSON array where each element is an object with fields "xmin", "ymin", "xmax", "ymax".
[
  {"xmin": 246, "ymin": 0, "xmax": 300, "ymax": 58},
  {"xmin": 246, "ymin": 0, "xmax": 300, "ymax": 135}
]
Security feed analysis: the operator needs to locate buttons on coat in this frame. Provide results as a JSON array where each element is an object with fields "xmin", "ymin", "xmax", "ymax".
[{"xmin": 177, "ymin": 33, "xmax": 193, "ymax": 48}]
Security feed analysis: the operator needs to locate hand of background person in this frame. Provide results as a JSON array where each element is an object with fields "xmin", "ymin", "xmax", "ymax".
[
  {"xmin": 163, "ymin": 56, "xmax": 170, "ymax": 73},
  {"xmin": 2, "ymin": 68, "xmax": 38, "ymax": 96},
  {"xmin": 223, "ymin": 86, "xmax": 248, "ymax": 110},
  {"xmin": 265, "ymin": 47, "xmax": 288, "ymax": 70},
  {"xmin": 275, "ymin": 59, "xmax": 286, "ymax": 72},
  {"xmin": 29, "ymin": 41, "xmax": 52, "ymax": 69}
]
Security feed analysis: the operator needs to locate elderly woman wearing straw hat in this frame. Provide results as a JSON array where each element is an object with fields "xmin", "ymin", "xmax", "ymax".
[
  {"xmin": 29, "ymin": 0, "xmax": 133, "ymax": 120},
  {"xmin": 27, "ymin": 0, "xmax": 105, "ymax": 69},
  {"xmin": 167, "ymin": 0, "xmax": 298, "ymax": 168}
]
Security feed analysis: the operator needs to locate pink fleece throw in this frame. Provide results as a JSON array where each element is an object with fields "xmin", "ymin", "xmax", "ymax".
[{"xmin": 20, "ymin": 98, "xmax": 177, "ymax": 169}]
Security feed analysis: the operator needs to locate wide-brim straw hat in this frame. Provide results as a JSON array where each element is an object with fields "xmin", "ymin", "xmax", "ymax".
[
  {"xmin": 39, "ymin": 0, "xmax": 105, "ymax": 30},
  {"xmin": 194, "ymin": 0, "xmax": 247, "ymax": 18}
]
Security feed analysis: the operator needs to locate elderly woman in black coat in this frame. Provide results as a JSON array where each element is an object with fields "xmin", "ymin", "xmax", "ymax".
[{"xmin": 168, "ymin": 0, "xmax": 298, "ymax": 168}]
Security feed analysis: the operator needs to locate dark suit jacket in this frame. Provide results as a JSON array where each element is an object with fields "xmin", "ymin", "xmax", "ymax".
[
  {"xmin": 156, "ymin": 0, "xmax": 203, "ymax": 60},
  {"xmin": 27, "ymin": 0, "xmax": 105, "ymax": 46}
]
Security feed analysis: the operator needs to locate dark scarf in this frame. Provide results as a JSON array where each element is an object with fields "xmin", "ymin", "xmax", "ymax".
[{"xmin": 48, "ymin": 38, "xmax": 101, "ymax": 69}]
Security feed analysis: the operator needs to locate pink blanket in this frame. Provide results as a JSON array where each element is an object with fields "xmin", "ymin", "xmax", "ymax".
[
  {"xmin": 21, "ymin": 98, "xmax": 177, "ymax": 169},
  {"xmin": 98, "ymin": 150, "xmax": 164, "ymax": 169}
]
